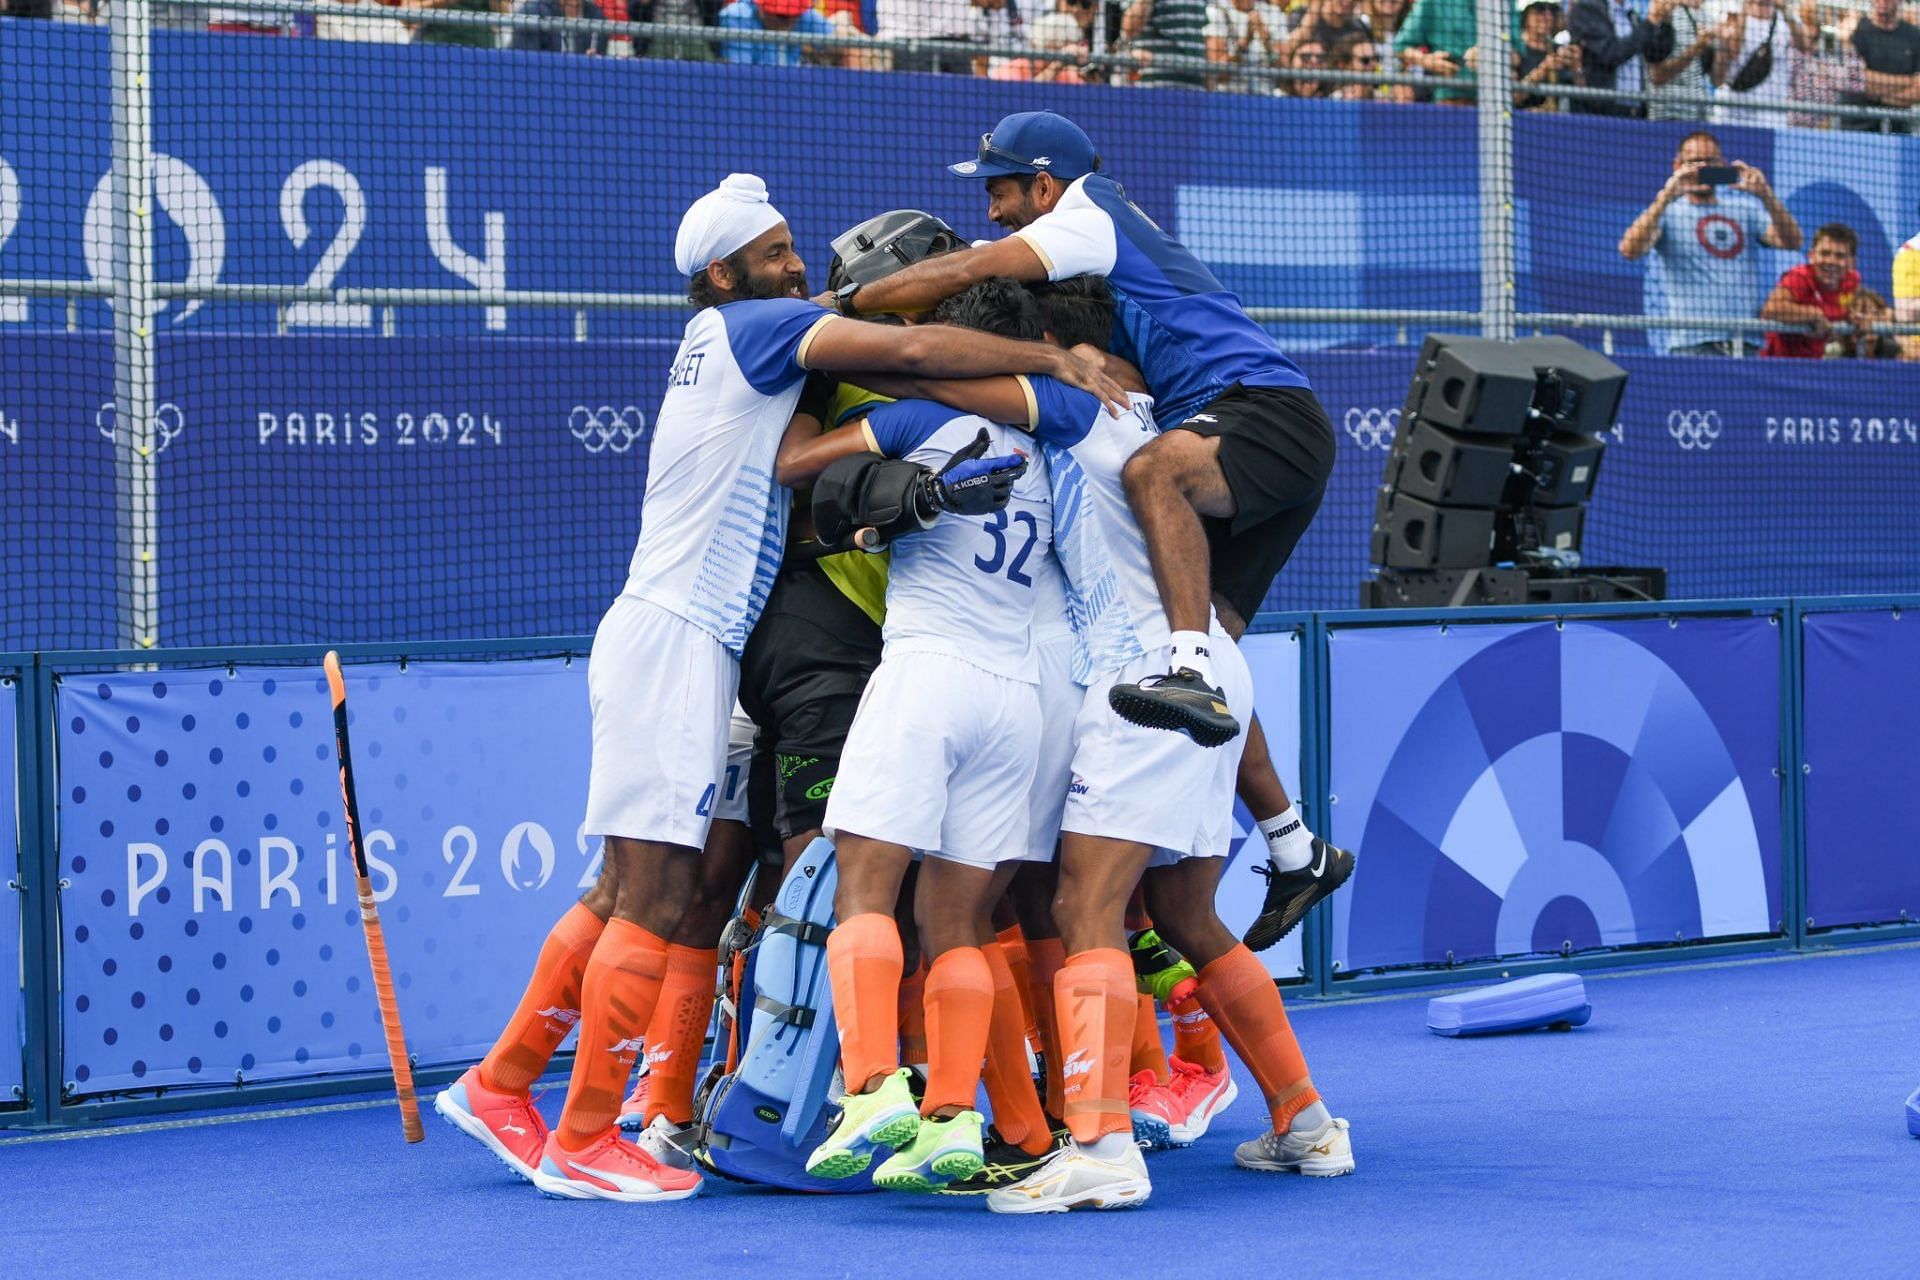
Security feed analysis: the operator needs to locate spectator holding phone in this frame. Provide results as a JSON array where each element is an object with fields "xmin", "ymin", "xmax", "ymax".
[
  {"xmin": 1393, "ymin": 0, "xmax": 1478, "ymax": 102},
  {"xmin": 1618, "ymin": 129, "xmax": 1802, "ymax": 356},
  {"xmin": 1708, "ymin": 0, "xmax": 1816, "ymax": 127},
  {"xmin": 1567, "ymin": 0, "xmax": 1675, "ymax": 117},
  {"xmin": 1762, "ymin": 222, "xmax": 1863, "ymax": 357},
  {"xmin": 1646, "ymin": 0, "xmax": 1715, "ymax": 120},
  {"xmin": 1515, "ymin": 0, "xmax": 1582, "ymax": 109}
]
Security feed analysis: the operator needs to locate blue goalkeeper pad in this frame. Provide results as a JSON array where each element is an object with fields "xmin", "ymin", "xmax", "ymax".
[
  {"xmin": 1427, "ymin": 974, "xmax": 1591, "ymax": 1037},
  {"xmin": 1905, "ymin": 1086, "xmax": 1919, "ymax": 1138}
]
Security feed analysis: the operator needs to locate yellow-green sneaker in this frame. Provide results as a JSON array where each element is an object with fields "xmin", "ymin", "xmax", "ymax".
[
  {"xmin": 1129, "ymin": 928, "xmax": 1198, "ymax": 1006},
  {"xmin": 873, "ymin": 1109, "xmax": 985, "ymax": 1193},
  {"xmin": 803, "ymin": 1068, "xmax": 922, "ymax": 1180}
]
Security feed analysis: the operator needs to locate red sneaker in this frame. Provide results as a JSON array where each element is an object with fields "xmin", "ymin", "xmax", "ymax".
[
  {"xmin": 531, "ymin": 1130, "xmax": 703, "ymax": 1202},
  {"xmin": 1164, "ymin": 1056, "xmax": 1238, "ymax": 1145},
  {"xmin": 1127, "ymin": 1069, "xmax": 1185, "ymax": 1151},
  {"xmin": 433, "ymin": 1066, "xmax": 551, "ymax": 1181}
]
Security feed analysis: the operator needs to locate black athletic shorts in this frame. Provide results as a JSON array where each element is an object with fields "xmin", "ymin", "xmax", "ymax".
[
  {"xmin": 737, "ymin": 557, "xmax": 882, "ymax": 839},
  {"xmin": 1170, "ymin": 383, "xmax": 1336, "ymax": 623}
]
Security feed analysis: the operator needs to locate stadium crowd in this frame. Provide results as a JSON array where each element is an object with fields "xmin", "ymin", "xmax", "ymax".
[{"xmin": 7, "ymin": 0, "xmax": 1920, "ymax": 129}]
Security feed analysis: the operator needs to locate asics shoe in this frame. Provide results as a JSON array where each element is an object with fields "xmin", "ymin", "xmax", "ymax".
[
  {"xmin": 1128, "ymin": 1070, "xmax": 1183, "ymax": 1151},
  {"xmin": 1234, "ymin": 1116, "xmax": 1354, "ymax": 1177},
  {"xmin": 634, "ymin": 1113, "xmax": 699, "ymax": 1172},
  {"xmin": 1128, "ymin": 928, "xmax": 1198, "ymax": 1006},
  {"xmin": 531, "ymin": 1130, "xmax": 704, "ymax": 1202},
  {"xmin": 433, "ymin": 1067, "xmax": 550, "ymax": 1182},
  {"xmin": 940, "ymin": 1127, "xmax": 1062, "ymax": 1196},
  {"xmin": 873, "ymin": 1110, "xmax": 986, "ymax": 1193},
  {"xmin": 804, "ymin": 1067, "xmax": 922, "ymax": 1180},
  {"xmin": 986, "ymin": 1140, "xmax": 1153, "ymax": 1215},
  {"xmin": 617, "ymin": 1071, "xmax": 653, "ymax": 1130},
  {"xmin": 1163, "ymin": 1055, "xmax": 1237, "ymax": 1145},
  {"xmin": 1244, "ymin": 839, "xmax": 1355, "ymax": 952},
  {"xmin": 1108, "ymin": 668, "xmax": 1240, "ymax": 748}
]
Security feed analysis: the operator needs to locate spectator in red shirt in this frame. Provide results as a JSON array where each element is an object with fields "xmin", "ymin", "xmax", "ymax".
[{"xmin": 1761, "ymin": 222, "xmax": 1862, "ymax": 359}]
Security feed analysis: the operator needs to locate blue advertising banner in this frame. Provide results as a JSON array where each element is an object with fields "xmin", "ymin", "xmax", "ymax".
[
  {"xmin": 1327, "ymin": 617, "xmax": 1783, "ymax": 972},
  {"xmin": 56, "ymin": 659, "xmax": 597, "ymax": 1095},
  {"xmin": 1802, "ymin": 609, "xmax": 1920, "ymax": 930},
  {"xmin": 1219, "ymin": 630, "xmax": 1306, "ymax": 982},
  {"xmin": 1, "ymin": 675, "xmax": 22, "ymax": 1104},
  {"xmin": 9, "ymin": 334, "xmax": 1920, "ymax": 652}
]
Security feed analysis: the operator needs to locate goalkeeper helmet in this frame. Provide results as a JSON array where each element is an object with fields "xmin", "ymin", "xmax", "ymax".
[{"xmin": 826, "ymin": 210, "xmax": 965, "ymax": 292}]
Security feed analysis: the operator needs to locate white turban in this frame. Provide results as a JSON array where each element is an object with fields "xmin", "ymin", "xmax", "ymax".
[{"xmin": 674, "ymin": 174, "xmax": 787, "ymax": 278}]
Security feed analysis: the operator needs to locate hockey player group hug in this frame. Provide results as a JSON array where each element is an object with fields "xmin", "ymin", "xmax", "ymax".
[{"xmin": 434, "ymin": 109, "xmax": 1357, "ymax": 1213}]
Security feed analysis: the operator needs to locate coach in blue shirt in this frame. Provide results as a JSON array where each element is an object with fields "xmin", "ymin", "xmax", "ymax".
[
  {"xmin": 718, "ymin": 0, "xmax": 832, "ymax": 64},
  {"xmin": 819, "ymin": 110, "xmax": 1350, "ymax": 951}
]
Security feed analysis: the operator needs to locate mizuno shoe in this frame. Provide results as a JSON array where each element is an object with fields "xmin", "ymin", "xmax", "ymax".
[
  {"xmin": 634, "ymin": 1114, "xmax": 699, "ymax": 1172},
  {"xmin": 1163, "ymin": 1055, "xmax": 1237, "ymax": 1145},
  {"xmin": 1128, "ymin": 928, "xmax": 1198, "ymax": 1006},
  {"xmin": 874, "ymin": 1110, "xmax": 986, "ymax": 1193},
  {"xmin": 1108, "ymin": 669, "xmax": 1240, "ymax": 748},
  {"xmin": 1128, "ymin": 1070, "xmax": 1182, "ymax": 1151},
  {"xmin": 1244, "ymin": 839, "xmax": 1356, "ymax": 952},
  {"xmin": 433, "ymin": 1067, "xmax": 550, "ymax": 1182},
  {"xmin": 939, "ymin": 1126, "xmax": 1062, "ymax": 1196},
  {"xmin": 1234, "ymin": 1116, "xmax": 1355, "ymax": 1177},
  {"xmin": 804, "ymin": 1067, "xmax": 922, "ymax": 1180},
  {"xmin": 985, "ymin": 1140, "xmax": 1153, "ymax": 1215},
  {"xmin": 617, "ymin": 1070, "xmax": 653, "ymax": 1131},
  {"xmin": 531, "ymin": 1130, "xmax": 704, "ymax": 1202}
]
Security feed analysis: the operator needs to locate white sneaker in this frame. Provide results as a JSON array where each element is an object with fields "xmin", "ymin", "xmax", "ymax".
[
  {"xmin": 986, "ymin": 1140, "xmax": 1152, "ymax": 1214},
  {"xmin": 634, "ymin": 1113, "xmax": 699, "ymax": 1171},
  {"xmin": 1233, "ymin": 1116, "xmax": 1354, "ymax": 1176}
]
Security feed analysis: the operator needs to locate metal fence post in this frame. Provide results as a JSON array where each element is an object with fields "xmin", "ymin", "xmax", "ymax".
[
  {"xmin": 1476, "ymin": 0, "xmax": 1516, "ymax": 341},
  {"xmin": 111, "ymin": 0, "xmax": 160, "ymax": 651},
  {"xmin": 16, "ymin": 660, "xmax": 62, "ymax": 1126}
]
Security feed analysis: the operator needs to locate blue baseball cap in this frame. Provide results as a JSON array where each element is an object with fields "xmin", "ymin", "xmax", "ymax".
[{"xmin": 946, "ymin": 111, "xmax": 1100, "ymax": 182}]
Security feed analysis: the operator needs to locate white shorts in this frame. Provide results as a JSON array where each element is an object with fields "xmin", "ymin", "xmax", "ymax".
[
  {"xmin": 824, "ymin": 650, "xmax": 1040, "ymax": 869},
  {"xmin": 1023, "ymin": 636, "xmax": 1082, "ymax": 861},
  {"xmin": 1062, "ymin": 636, "xmax": 1253, "ymax": 860},
  {"xmin": 583, "ymin": 595, "xmax": 739, "ymax": 849},
  {"xmin": 711, "ymin": 705, "xmax": 756, "ymax": 826}
]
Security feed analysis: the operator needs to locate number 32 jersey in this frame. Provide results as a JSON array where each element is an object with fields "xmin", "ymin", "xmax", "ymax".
[{"xmin": 860, "ymin": 399, "xmax": 1058, "ymax": 684}]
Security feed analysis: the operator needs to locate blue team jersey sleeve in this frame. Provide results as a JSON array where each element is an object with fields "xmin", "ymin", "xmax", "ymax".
[
  {"xmin": 1023, "ymin": 375, "xmax": 1099, "ymax": 448},
  {"xmin": 720, "ymin": 299, "xmax": 835, "ymax": 396},
  {"xmin": 863, "ymin": 399, "xmax": 955, "ymax": 459}
]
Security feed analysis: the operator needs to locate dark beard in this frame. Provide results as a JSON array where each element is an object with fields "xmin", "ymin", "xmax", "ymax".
[{"xmin": 742, "ymin": 269, "xmax": 806, "ymax": 300}]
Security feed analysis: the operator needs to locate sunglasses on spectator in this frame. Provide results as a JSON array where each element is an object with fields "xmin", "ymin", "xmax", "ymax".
[
  {"xmin": 1353, "ymin": 53, "xmax": 1380, "ymax": 64},
  {"xmin": 980, "ymin": 133, "xmax": 1046, "ymax": 170}
]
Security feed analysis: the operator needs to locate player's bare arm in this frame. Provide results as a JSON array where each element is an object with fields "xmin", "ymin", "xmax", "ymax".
[
  {"xmin": 810, "ymin": 237, "xmax": 1049, "ymax": 319},
  {"xmin": 776, "ymin": 421, "xmax": 878, "ymax": 487},
  {"xmin": 802, "ymin": 316, "xmax": 1130, "ymax": 412}
]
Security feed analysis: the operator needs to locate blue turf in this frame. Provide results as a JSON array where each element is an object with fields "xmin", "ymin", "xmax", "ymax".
[{"xmin": 5, "ymin": 945, "xmax": 1918, "ymax": 1278}]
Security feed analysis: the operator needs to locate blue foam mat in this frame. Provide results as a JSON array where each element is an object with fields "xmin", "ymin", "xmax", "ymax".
[{"xmin": 1427, "ymin": 973, "xmax": 1592, "ymax": 1037}]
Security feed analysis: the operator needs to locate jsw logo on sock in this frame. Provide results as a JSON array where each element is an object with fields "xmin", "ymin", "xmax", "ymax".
[
  {"xmin": 536, "ymin": 1006, "xmax": 581, "ymax": 1025},
  {"xmin": 608, "ymin": 1036, "xmax": 646, "ymax": 1055},
  {"xmin": 643, "ymin": 1047, "xmax": 673, "ymax": 1068},
  {"xmin": 1062, "ymin": 1049, "xmax": 1094, "ymax": 1081}
]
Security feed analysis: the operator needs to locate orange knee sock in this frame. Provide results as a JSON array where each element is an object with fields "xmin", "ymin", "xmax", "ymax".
[
  {"xmin": 1130, "ymin": 992, "xmax": 1170, "ymax": 1085},
  {"xmin": 478, "ymin": 902, "xmax": 605, "ymax": 1096},
  {"xmin": 1170, "ymin": 993, "xmax": 1227, "ymax": 1074},
  {"xmin": 827, "ymin": 912, "xmax": 904, "ymax": 1091},
  {"xmin": 994, "ymin": 924, "xmax": 1039, "ymax": 1045},
  {"xmin": 1054, "ymin": 948, "xmax": 1137, "ymax": 1145},
  {"xmin": 555, "ymin": 918, "xmax": 669, "ymax": 1150},
  {"xmin": 981, "ymin": 942, "xmax": 1051, "ymax": 1154},
  {"xmin": 1025, "ymin": 935, "xmax": 1067, "ymax": 1118},
  {"xmin": 898, "ymin": 958, "xmax": 929, "ymax": 1069},
  {"xmin": 922, "ymin": 947, "xmax": 994, "ymax": 1117},
  {"xmin": 641, "ymin": 944, "xmax": 717, "ymax": 1126},
  {"xmin": 1195, "ymin": 943, "xmax": 1318, "ymax": 1132}
]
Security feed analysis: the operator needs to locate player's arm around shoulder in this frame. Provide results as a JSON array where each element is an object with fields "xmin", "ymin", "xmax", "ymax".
[
  {"xmin": 776, "ymin": 419, "xmax": 880, "ymax": 488},
  {"xmin": 800, "ymin": 317, "xmax": 1130, "ymax": 412}
]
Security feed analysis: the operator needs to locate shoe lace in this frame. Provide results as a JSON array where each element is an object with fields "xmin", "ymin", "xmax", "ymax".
[
  {"xmin": 1166, "ymin": 1057, "xmax": 1215, "ymax": 1105},
  {"xmin": 1126, "ymin": 1070, "xmax": 1161, "ymax": 1106}
]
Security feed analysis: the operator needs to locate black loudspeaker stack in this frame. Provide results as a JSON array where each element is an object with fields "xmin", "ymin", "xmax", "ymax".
[{"xmin": 1365, "ymin": 334, "xmax": 1665, "ymax": 608}]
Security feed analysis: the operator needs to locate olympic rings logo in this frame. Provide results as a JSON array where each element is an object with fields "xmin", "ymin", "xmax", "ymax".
[
  {"xmin": 1343, "ymin": 407, "xmax": 1400, "ymax": 450},
  {"xmin": 568, "ymin": 405, "xmax": 648, "ymax": 455},
  {"xmin": 96, "ymin": 401, "xmax": 186, "ymax": 454},
  {"xmin": 1667, "ymin": 409, "xmax": 1723, "ymax": 451}
]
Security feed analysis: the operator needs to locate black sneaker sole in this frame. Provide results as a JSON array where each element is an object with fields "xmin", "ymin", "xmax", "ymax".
[
  {"xmin": 1108, "ymin": 683, "xmax": 1241, "ymax": 749},
  {"xmin": 1244, "ymin": 847, "xmax": 1355, "ymax": 952}
]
